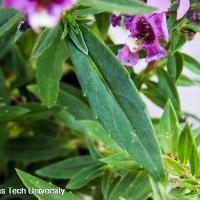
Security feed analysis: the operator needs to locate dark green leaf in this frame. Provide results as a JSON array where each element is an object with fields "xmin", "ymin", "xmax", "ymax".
[
  {"xmin": 79, "ymin": 0, "xmax": 156, "ymax": 14},
  {"xmin": 36, "ymin": 156, "xmax": 96, "ymax": 179}
]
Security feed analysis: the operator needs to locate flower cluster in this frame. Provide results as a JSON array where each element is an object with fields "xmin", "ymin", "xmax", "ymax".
[
  {"xmin": 111, "ymin": 0, "xmax": 191, "ymax": 66},
  {"xmin": 3, "ymin": 0, "xmax": 77, "ymax": 31}
]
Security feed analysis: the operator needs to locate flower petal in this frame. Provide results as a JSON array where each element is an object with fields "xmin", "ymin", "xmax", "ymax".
[
  {"xmin": 147, "ymin": 13, "xmax": 169, "ymax": 41},
  {"xmin": 145, "ymin": 42, "xmax": 167, "ymax": 62},
  {"xmin": 177, "ymin": 0, "xmax": 190, "ymax": 20},
  {"xmin": 118, "ymin": 45, "xmax": 138, "ymax": 67},
  {"xmin": 147, "ymin": 0, "xmax": 170, "ymax": 12}
]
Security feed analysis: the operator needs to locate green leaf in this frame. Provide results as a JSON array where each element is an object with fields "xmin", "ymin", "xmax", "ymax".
[
  {"xmin": 79, "ymin": 120, "xmax": 122, "ymax": 151},
  {"xmin": 157, "ymin": 68, "xmax": 181, "ymax": 113},
  {"xmin": 16, "ymin": 169, "xmax": 82, "ymax": 200},
  {"xmin": 0, "ymin": 136, "xmax": 70, "ymax": 162},
  {"xmin": 108, "ymin": 172, "xmax": 136, "ymax": 200},
  {"xmin": 36, "ymin": 34, "xmax": 67, "ymax": 108},
  {"xmin": 31, "ymin": 26, "xmax": 60, "ymax": 59},
  {"xmin": 170, "ymin": 30, "xmax": 186, "ymax": 55},
  {"xmin": 101, "ymin": 170, "xmax": 112, "ymax": 200},
  {"xmin": 0, "ymin": 8, "xmax": 22, "ymax": 38},
  {"xmin": 0, "ymin": 106, "xmax": 30, "ymax": 123},
  {"xmin": 177, "ymin": 74, "xmax": 200, "ymax": 87},
  {"xmin": 72, "ymin": 8, "xmax": 104, "ymax": 17},
  {"xmin": 122, "ymin": 172, "xmax": 152, "ymax": 200},
  {"xmin": 66, "ymin": 164, "xmax": 104, "ymax": 190},
  {"xmin": 159, "ymin": 100, "xmax": 180, "ymax": 154},
  {"xmin": 66, "ymin": 25, "xmax": 166, "ymax": 182},
  {"xmin": 79, "ymin": 0, "xmax": 155, "ymax": 14},
  {"xmin": 177, "ymin": 123, "xmax": 194, "ymax": 165},
  {"xmin": 182, "ymin": 53, "xmax": 200, "ymax": 74},
  {"xmin": 163, "ymin": 156, "xmax": 186, "ymax": 176},
  {"xmin": 100, "ymin": 152, "xmax": 141, "ymax": 171},
  {"xmin": 189, "ymin": 146, "xmax": 200, "ymax": 176},
  {"xmin": 0, "ymin": 68, "xmax": 9, "ymax": 104},
  {"xmin": 142, "ymin": 81, "xmax": 166, "ymax": 108},
  {"xmin": 167, "ymin": 52, "xmax": 183, "ymax": 82},
  {"xmin": 180, "ymin": 179, "xmax": 199, "ymax": 191},
  {"xmin": 149, "ymin": 176, "xmax": 168, "ymax": 200},
  {"xmin": 36, "ymin": 156, "xmax": 96, "ymax": 179},
  {"xmin": 69, "ymin": 27, "xmax": 88, "ymax": 55}
]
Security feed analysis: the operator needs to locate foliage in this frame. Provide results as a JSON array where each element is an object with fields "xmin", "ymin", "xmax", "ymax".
[{"xmin": 0, "ymin": 0, "xmax": 200, "ymax": 200}]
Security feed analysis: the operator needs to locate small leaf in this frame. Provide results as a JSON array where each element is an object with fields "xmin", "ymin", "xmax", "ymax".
[
  {"xmin": 100, "ymin": 152, "xmax": 141, "ymax": 171},
  {"xmin": 66, "ymin": 164, "xmax": 104, "ymax": 190},
  {"xmin": 159, "ymin": 100, "xmax": 180, "ymax": 154},
  {"xmin": 36, "ymin": 35, "xmax": 67, "ymax": 108},
  {"xmin": 157, "ymin": 68, "xmax": 181, "ymax": 113},
  {"xmin": 182, "ymin": 53, "xmax": 200, "ymax": 74},
  {"xmin": 69, "ymin": 27, "xmax": 88, "ymax": 55},
  {"xmin": 163, "ymin": 156, "xmax": 186, "ymax": 176},
  {"xmin": 31, "ymin": 26, "xmax": 60, "ymax": 59},
  {"xmin": 189, "ymin": 146, "xmax": 200, "ymax": 176},
  {"xmin": 170, "ymin": 30, "xmax": 186, "ymax": 54},
  {"xmin": 167, "ymin": 52, "xmax": 183, "ymax": 82},
  {"xmin": 177, "ymin": 123, "xmax": 194, "ymax": 165},
  {"xmin": 16, "ymin": 169, "xmax": 82, "ymax": 200}
]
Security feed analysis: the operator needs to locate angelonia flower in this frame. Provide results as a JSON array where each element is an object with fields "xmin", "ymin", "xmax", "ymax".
[
  {"xmin": 111, "ymin": 13, "xmax": 169, "ymax": 66},
  {"xmin": 3, "ymin": 0, "xmax": 77, "ymax": 31},
  {"xmin": 147, "ymin": 0, "xmax": 190, "ymax": 20}
]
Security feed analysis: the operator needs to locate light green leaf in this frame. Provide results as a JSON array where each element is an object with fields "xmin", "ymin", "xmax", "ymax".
[
  {"xmin": 177, "ymin": 123, "xmax": 194, "ymax": 165},
  {"xmin": 16, "ymin": 169, "xmax": 82, "ymax": 200},
  {"xmin": 159, "ymin": 100, "xmax": 180, "ymax": 154},
  {"xmin": 163, "ymin": 156, "xmax": 186, "ymax": 176}
]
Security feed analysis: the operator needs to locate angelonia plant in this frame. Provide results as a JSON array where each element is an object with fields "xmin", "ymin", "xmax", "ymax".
[{"xmin": 0, "ymin": 0, "xmax": 200, "ymax": 199}]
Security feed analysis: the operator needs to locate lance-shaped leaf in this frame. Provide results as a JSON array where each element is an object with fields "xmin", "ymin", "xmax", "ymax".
[
  {"xmin": 16, "ymin": 169, "xmax": 82, "ymax": 200},
  {"xmin": 177, "ymin": 123, "xmax": 194, "ymax": 164},
  {"xmin": 66, "ymin": 25, "xmax": 166, "ymax": 182},
  {"xmin": 36, "ymin": 34, "xmax": 68, "ymax": 108},
  {"xmin": 159, "ymin": 100, "xmax": 180, "ymax": 154},
  {"xmin": 79, "ymin": 0, "xmax": 155, "ymax": 14}
]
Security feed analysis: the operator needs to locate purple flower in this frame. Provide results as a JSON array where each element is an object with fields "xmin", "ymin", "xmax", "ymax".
[
  {"xmin": 3, "ymin": 0, "xmax": 77, "ymax": 31},
  {"xmin": 110, "ymin": 15, "xmax": 121, "ymax": 27},
  {"xmin": 112, "ymin": 13, "xmax": 169, "ymax": 66},
  {"xmin": 147, "ymin": 0, "xmax": 190, "ymax": 20}
]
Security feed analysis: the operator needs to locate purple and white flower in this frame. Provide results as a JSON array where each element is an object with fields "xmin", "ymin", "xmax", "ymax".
[
  {"xmin": 3, "ymin": 0, "xmax": 77, "ymax": 31},
  {"xmin": 111, "ymin": 13, "xmax": 169, "ymax": 66}
]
